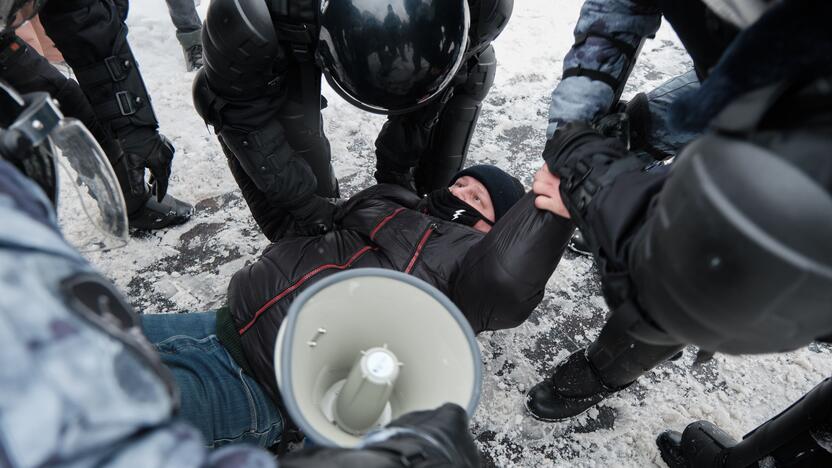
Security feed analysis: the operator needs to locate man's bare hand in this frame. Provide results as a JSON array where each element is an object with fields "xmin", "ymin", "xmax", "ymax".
[{"xmin": 532, "ymin": 163, "xmax": 571, "ymax": 219}]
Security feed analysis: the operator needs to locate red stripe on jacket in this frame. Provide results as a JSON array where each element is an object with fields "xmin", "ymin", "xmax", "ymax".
[
  {"xmin": 405, "ymin": 226, "xmax": 435, "ymax": 273},
  {"xmin": 238, "ymin": 207, "xmax": 407, "ymax": 335}
]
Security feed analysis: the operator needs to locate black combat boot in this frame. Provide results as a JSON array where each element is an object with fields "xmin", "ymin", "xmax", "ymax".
[
  {"xmin": 657, "ymin": 421, "xmax": 737, "ymax": 468},
  {"xmin": 128, "ymin": 192, "xmax": 193, "ymax": 231},
  {"xmin": 527, "ymin": 316, "xmax": 684, "ymax": 422},
  {"xmin": 525, "ymin": 350, "xmax": 627, "ymax": 421},
  {"xmin": 659, "ymin": 378, "xmax": 832, "ymax": 468}
]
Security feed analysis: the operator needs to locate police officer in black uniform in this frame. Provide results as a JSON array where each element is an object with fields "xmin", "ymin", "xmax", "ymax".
[
  {"xmin": 193, "ymin": 0, "xmax": 513, "ymax": 240},
  {"xmin": 524, "ymin": 0, "xmax": 832, "ymax": 466},
  {"xmin": 0, "ymin": 0, "xmax": 193, "ymax": 230}
]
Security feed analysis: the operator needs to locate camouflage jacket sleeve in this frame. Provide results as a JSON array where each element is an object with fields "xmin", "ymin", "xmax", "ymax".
[
  {"xmin": 0, "ymin": 160, "xmax": 275, "ymax": 468},
  {"xmin": 547, "ymin": 0, "xmax": 662, "ymax": 137}
]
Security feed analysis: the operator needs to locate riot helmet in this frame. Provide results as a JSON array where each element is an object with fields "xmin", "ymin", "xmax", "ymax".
[
  {"xmin": 0, "ymin": 0, "xmax": 45, "ymax": 32},
  {"xmin": 701, "ymin": 0, "xmax": 778, "ymax": 28},
  {"xmin": 316, "ymin": 0, "xmax": 470, "ymax": 115},
  {"xmin": 0, "ymin": 80, "xmax": 129, "ymax": 251},
  {"xmin": 630, "ymin": 81, "xmax": 832, "ymax": 355}
]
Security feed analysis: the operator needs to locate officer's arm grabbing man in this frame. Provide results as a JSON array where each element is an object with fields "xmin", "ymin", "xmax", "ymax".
[{"xmin": 527, "ymin": 1, "xmax": 832, "ymax": 466}]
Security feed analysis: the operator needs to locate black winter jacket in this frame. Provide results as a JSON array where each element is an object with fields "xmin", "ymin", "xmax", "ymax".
[{"xmin": 224, "ymin": 184, "xmax": 573, "ymax": 399}]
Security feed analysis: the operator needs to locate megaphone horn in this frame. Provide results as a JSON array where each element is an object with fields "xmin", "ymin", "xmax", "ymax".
[{"xmin": 274, "ymin": 269, "xmax": 482, "ymax": 447}]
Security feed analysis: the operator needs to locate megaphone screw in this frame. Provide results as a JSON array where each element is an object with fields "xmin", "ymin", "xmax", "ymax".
[{"xmin": 307, "ymin": 327, "xmax": 327, "ymax": 347}]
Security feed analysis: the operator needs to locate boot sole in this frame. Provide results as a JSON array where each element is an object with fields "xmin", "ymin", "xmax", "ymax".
[
  {"xmin": 523, "ymin": 394, "xmax": 601, "ymax": 423},
  {"xmin": 129, "ymin": 213, "xmax": 192, "ymax": 231}
]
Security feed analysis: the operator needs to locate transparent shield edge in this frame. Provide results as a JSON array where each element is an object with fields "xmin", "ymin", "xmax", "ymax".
[{"xmin": 51, "ymin": 119, "xmax": 129, "ymax": 252}]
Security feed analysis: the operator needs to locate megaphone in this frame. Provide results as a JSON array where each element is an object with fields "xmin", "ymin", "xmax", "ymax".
[{"xmin": 274, "ymin": 268, "xmax": 482, "ymax": 447}]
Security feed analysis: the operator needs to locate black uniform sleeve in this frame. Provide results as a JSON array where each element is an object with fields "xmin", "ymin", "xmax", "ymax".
[
  {"xmin": 195, "ymin": 0, "xmax": 332, "ymax": 211},
  {"xmin": 450, "ymin": 193, "xmax": 574, "ymax": 333},
  {"xmin": 551, "ymin": 132, "xmax": 676, "ymax": 345},
  {"xmin": 39, "ymin": 0, "xmax": 160, "ymax": 139}
]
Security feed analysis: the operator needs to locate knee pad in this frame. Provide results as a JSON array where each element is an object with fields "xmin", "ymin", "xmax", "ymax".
[
  {"xmin": 219, "ymin": 122, "xmax": 318, "ymax": 204},
  {"xmin": 460, "ymin": 45, "xmax": 497, "ymax": 101},
  {"xmin": 203, "ymin": 0, "xmax": 281, "ymax": 97}
]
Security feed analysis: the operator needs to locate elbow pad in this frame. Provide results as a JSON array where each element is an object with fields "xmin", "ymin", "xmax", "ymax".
[
  {"xmin": 469, "ymin": 0, "xmax": 513, "ymax": 50},
  {"xmin": 630, "ymin": 134, "xmax": 832, "ymax": 354},
  {"xmin": 202, "ymin": 0, "xmax": 282, "ymax": 97}
]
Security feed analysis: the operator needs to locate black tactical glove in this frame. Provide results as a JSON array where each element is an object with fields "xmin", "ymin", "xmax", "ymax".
[
  {"xmin": 544, "ymin": 122, "xmax": 635, "ymax": 204},
  {"xmin": 280, "ymin": 403, "xmax": 479, "ymax": 468},
  {"xmin": 542, "ymin": 121, "xmax": 644, "ymax": 257},
  {"xmin": 285, "ymin": 195, "xmax": 338, "ymax": 236},
  {"xmin": 376, "ymin": 403, "xmax": 480, "ymax": 467},
  {"xmin": 543, "ymin": 122, "xmax": 607, "ymax": 172},
  {"xmin": 124, "ymin": 132, "xmax": 174, "ymax": 203}
]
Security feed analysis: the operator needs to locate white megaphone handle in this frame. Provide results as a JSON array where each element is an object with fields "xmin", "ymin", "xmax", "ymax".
[{"xmin": 334, "ymin": 346, "xmax": 401, "ymax": 434}]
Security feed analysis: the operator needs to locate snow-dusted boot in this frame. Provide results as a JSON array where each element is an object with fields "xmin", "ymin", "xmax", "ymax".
[
  {"xmin": 525, "ymin": 350, "xmax": 624, "ymax": 421},
  {"xmin": 657, "ymin": 421, "xmax": 736, "ymax": 468},
  {"xmin": 129, "ymin": 193, "xmax": 193, "ymax": 231},
  {"xmin": 658, "ymin": 378, "xmax": 832, "ymax": 468},
  {"xmin": 527, "ymin": 313, "xmax": 684, "ymax": 422}
]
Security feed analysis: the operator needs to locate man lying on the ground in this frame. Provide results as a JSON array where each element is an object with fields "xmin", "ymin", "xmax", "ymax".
[
  {"xmin": 0, "ymin": 77, "xmax": 479, "ymax": 468},
  {"xmin": 141, "ymin": 164, "xmax": 576, "ymax": 447}
]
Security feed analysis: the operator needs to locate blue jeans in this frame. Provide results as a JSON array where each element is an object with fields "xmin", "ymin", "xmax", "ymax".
[{"xmin": 141, "ymin": 311, "xmax": 283, "ymax": 448}]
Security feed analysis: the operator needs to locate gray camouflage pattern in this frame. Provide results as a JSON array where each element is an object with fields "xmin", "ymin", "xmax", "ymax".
[
  {"xmin": 548, "ymin": 0, "xmax": 662, "ymax": 137},
  {"xmin": 0, "ymin": 165, "xmax": 275, "ymax": 468}
]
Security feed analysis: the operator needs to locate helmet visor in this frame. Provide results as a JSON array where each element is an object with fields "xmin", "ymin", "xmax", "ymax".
[
  {"xmin": 317, "ymin": 0, "xmax": 470, "ymax": 115},
  {"xmin": 52, "ymin": 119, "xmax": 129, "ymax": 252}
]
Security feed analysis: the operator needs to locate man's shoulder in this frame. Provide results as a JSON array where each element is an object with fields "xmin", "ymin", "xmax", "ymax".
[
  {"xmin": 349, "ymin": 184, "xmax": 422, "ymax": 208},
  {"xmin": 336, "ymin": 184, "xmax": 423, "ymax": 226}
]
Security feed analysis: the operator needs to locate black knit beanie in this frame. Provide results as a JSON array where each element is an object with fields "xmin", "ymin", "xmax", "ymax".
[{"xmin": 451, "ymin": 165, "xmax": 525, "ymax": 221}]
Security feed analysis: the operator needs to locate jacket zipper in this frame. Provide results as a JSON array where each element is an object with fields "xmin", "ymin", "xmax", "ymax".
[{"xmin": 404, "ymin": 224, "xmax": 436, "ymax": 273}]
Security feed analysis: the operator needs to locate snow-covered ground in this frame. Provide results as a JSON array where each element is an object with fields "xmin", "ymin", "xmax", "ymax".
[{"xmin": 62, "ymin": 1, "xmax": 831, "ymax": 466}]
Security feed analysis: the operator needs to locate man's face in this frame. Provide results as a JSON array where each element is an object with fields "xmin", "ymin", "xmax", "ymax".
[{"xmin": 449, "ymin": 176, "xmax": 495, "ymax": 233}]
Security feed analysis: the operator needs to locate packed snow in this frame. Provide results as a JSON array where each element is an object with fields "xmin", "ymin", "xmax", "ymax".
[{"xmin": 58, "ymin": 1, "xmax": 832, "ymax": 466}]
